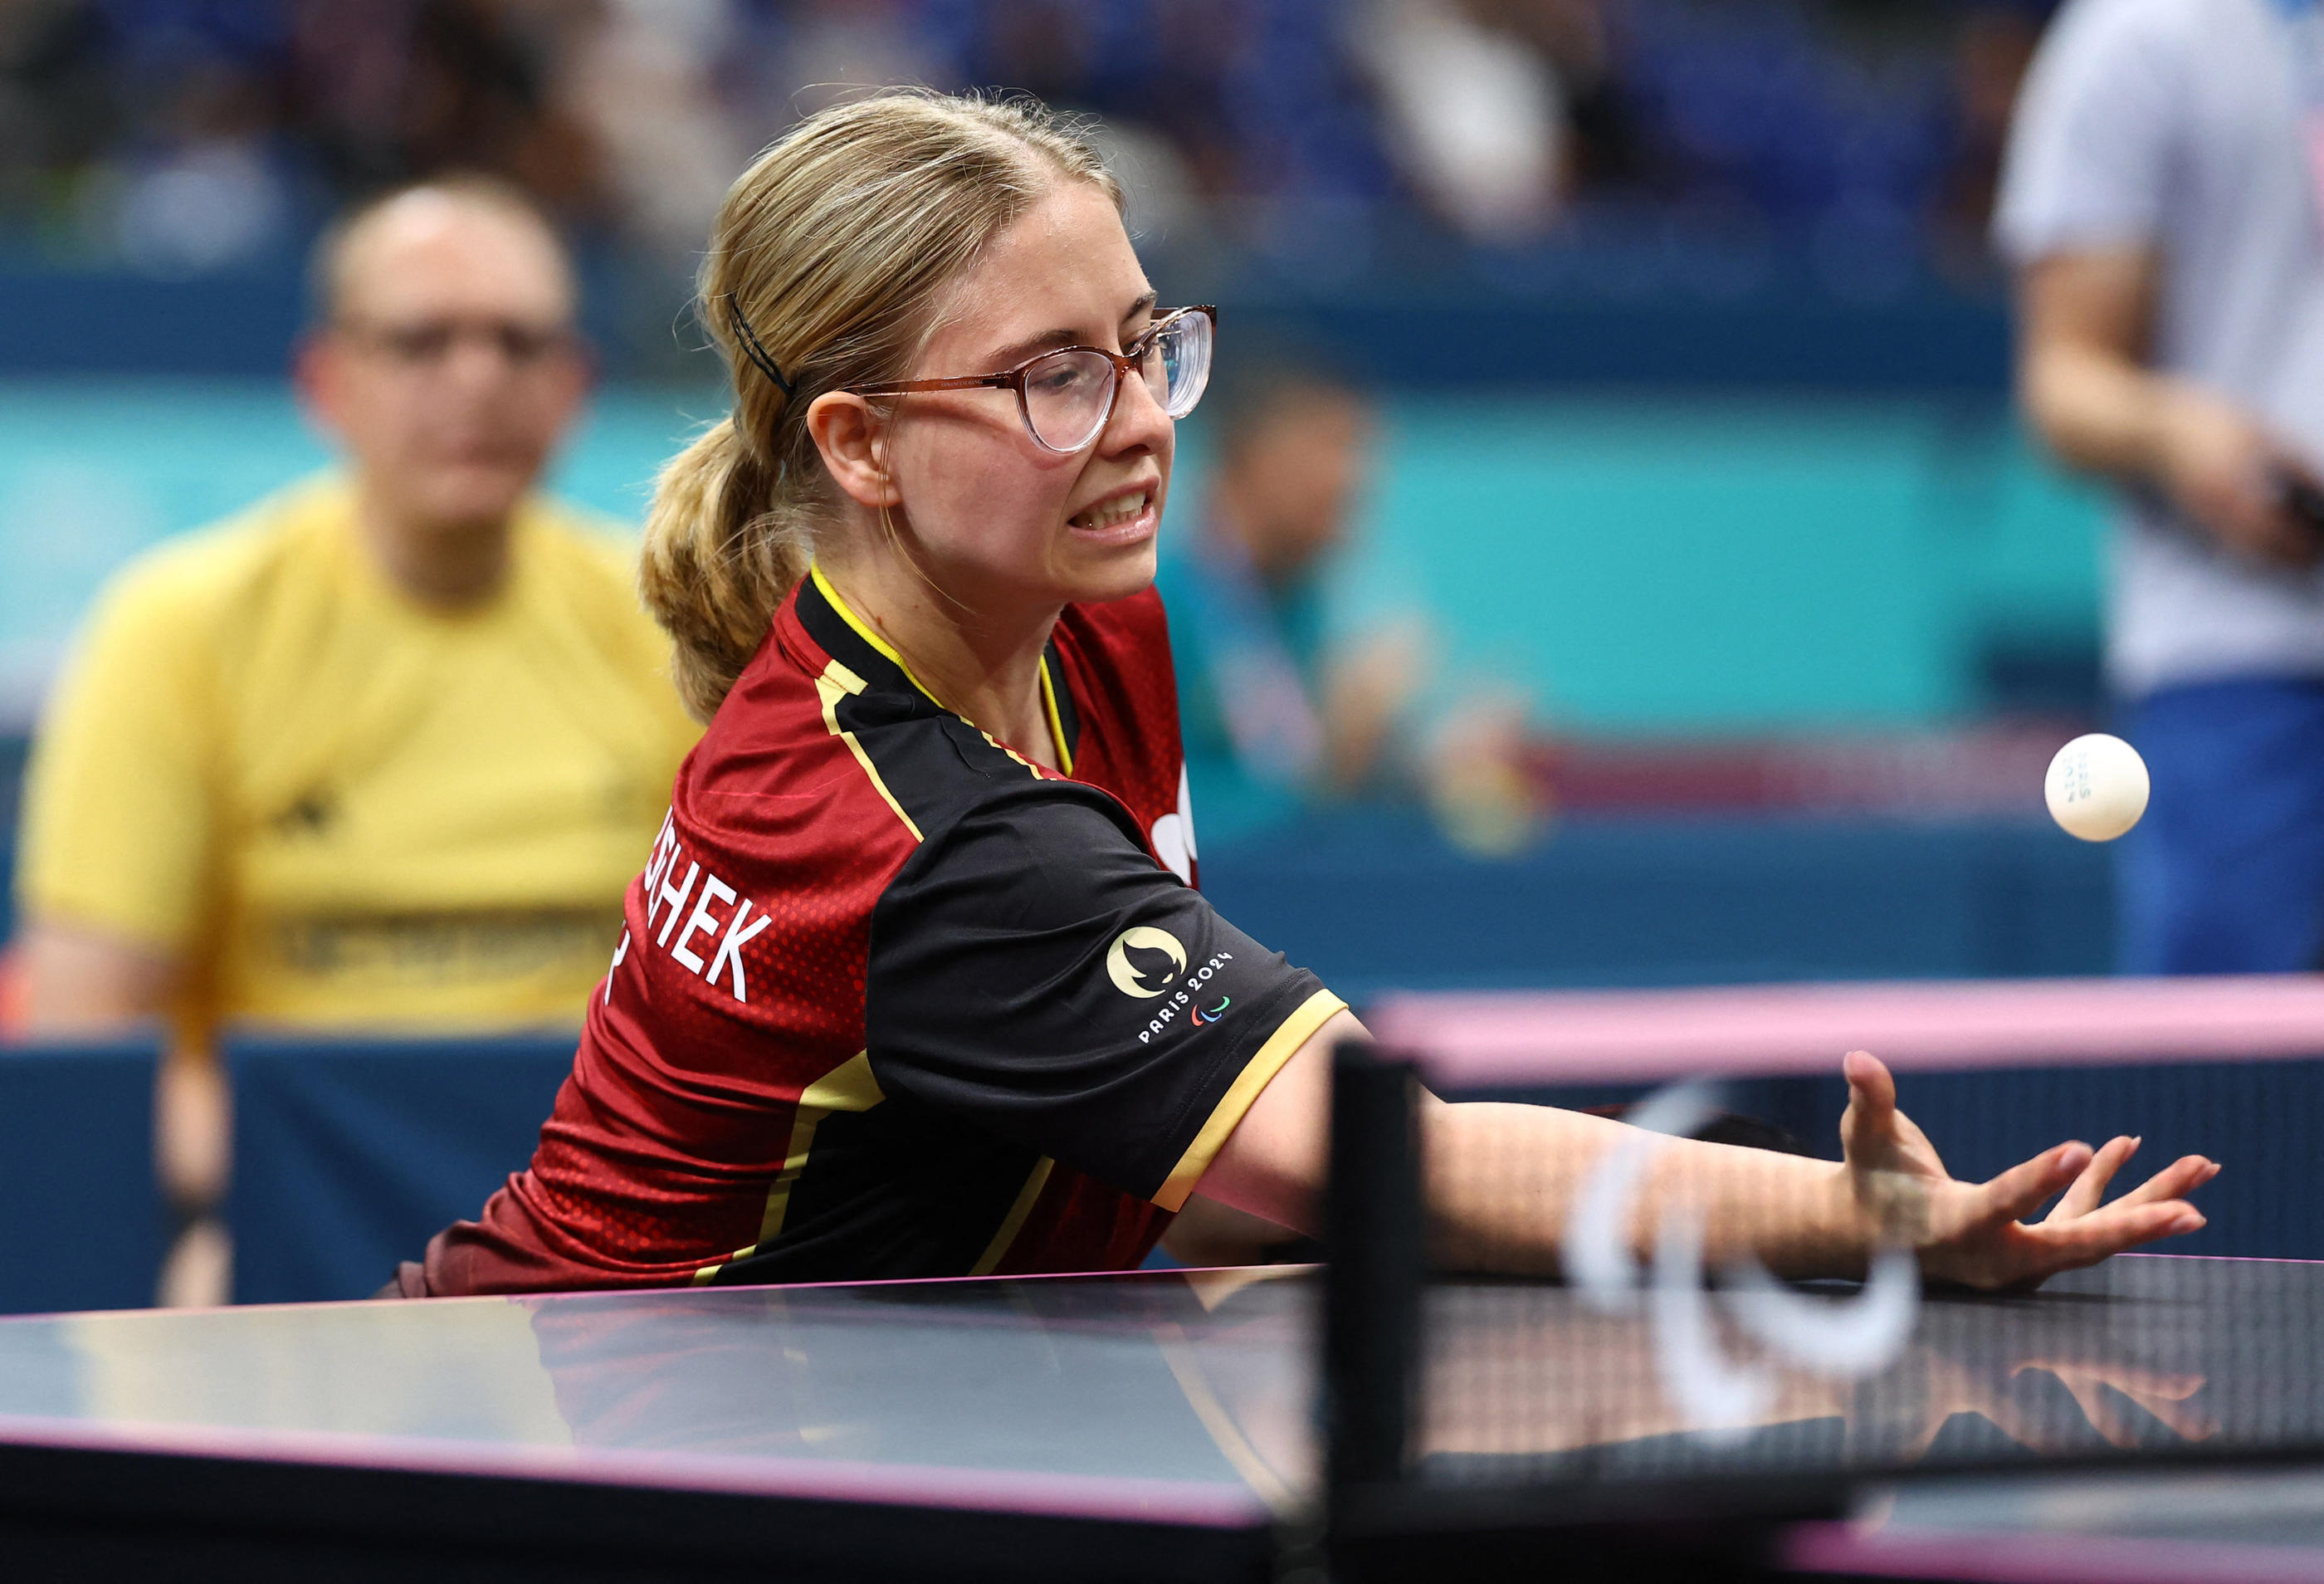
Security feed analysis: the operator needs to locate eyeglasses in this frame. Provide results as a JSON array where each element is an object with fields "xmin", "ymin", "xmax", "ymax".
[
  {"xmin": 849, "ymin": 305, "xmax": 1215, "ymax": 454},
  {"xmin": 334, "ymin": 316, "xmax": 579, "ymax": 373}
]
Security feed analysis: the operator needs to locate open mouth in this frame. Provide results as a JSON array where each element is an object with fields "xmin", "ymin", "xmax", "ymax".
[{"xmin": 1068, "ymin": 490, "xmax": 1153, "ymax": 534}]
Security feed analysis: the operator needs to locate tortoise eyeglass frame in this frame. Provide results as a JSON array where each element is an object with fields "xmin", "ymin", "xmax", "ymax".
[{"xmin": 845, "ymin": 305, "xmax": 1217, "ymax": 454}]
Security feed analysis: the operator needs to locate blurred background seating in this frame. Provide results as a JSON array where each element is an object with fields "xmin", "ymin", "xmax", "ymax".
[
  {"xmin": 0, "ymin": 0, "xmax": 2102, "ymax": 741},
  {"xmin": 0, "ymin": 1036, "xmax": 163, "ymax": 1314},
  {"xmin": 226, "ymin": 1034, "xmax": 576, "ymax": 1305},
  {"xmin": 2, "ymin": 0, "xmax": 2126, "ymax": 1309}
]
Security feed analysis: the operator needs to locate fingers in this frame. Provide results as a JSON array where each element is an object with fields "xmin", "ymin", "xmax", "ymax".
[
  {"xmin": 2129, "ymin": 1389, "xmax": 2219, "ymax": 1445},
  {"xmin": 2019, "ymin": 1198, "xmax": 2207, "ymax": 1274},
  {"xmin": 2044, "ymin": 1366, "xmax": 2139, "ymax": 1448},
  {"xmin": 1971, "ymin": 1393, "xmax": 2070, "ymax": 1456},
  {"xmin": 1838, "ymin": 1050, "xmax": 1895, "ymax": 1161},
  {"xmin": 2068, "ymin": 1366, "xmax": 2218, "ymax": 1440},
  {"xmin": 1980, "ymin": 1142, "xmax": 2095, "ymax": 1226},
  {"xmin": 2261, "ymin": 463, "xmax": 2324, "ymax": 566},
  {"xmin": 1842, "ymin": 1049, "xmax": 1893, "ymax": 1107},
  {"xmin": 2273, "ymin": 452, "xmax": 2324, "ymax": 492},
  {"xmin": 2048, "ymin": 1136, "xmax": 2137, "ymax": 1223},
  {"xmin": 2265, "ymin": 519, "xmax": 2324, "ymax": 568},
  {"xmin": 2008, "ymin": 1362, "xmax": 2215, "ymax": 1449},
  {"xmin": 2108, "ymin": 1154, "xmax": 2220, "ymax": 1210},
  {"xmin": 2042, "ymin": 1145, "xmax": 2218, "ymax": 1224},
  {"xmin": 1931, "ymin": 1143, "xmax": 2216, "ymax": 1293}
]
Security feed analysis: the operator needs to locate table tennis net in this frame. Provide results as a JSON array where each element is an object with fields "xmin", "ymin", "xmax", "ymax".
[{"xmin": 1322, "ymin": 982, "xmax": 2324, "ymax": 1516}]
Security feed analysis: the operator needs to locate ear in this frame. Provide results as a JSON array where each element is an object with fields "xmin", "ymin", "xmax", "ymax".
[
  {"xmin": 294, "ymin": 332, "xmax": 346, "ymax": 437},
  {"xmin": 805, "ymin": 392, "xmax": 901, "ymax": 510},
  {"xmin": 540, "ymin": 340, "xmax": 594, "ymax": 430}
]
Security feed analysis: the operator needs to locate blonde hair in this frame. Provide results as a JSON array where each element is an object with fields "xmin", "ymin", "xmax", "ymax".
[{"xmin": 641, "ymin": 90, "xmax": 1124, "ymax": 721}]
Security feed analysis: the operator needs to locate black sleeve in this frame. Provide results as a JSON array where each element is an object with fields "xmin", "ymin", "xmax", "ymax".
[{"xmin": 864, "ymin": 783, "xmax": 1344, "ymax": 1209}]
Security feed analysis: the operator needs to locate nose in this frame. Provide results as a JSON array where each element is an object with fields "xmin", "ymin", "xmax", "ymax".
[
  {"xmin": 1096, "ymin": 359, "xmax": 1173, "ymax": 459},
  {"xmin": 441, "ymin": 331, "xmax": 515, "ymax": 392}
]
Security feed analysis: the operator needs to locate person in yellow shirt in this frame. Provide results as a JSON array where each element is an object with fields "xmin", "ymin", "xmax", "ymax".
[{"xmin": 12, "ymin": 175, "xmax": 699, "ymax": 1301}]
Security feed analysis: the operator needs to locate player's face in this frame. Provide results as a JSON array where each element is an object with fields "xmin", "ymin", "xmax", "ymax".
[
  {"xmin": 879, "ymin": 181, "xmax": 1173, "ymax": 610},
  {"xmin": 300, "ymin": 196, "xmax": 588, "ymax": 537}
]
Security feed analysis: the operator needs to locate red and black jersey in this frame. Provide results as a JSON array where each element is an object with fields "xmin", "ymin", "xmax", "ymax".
[{"xmin": 423, "ymin": 567, "xmax": 1345, "ymax": 1293}]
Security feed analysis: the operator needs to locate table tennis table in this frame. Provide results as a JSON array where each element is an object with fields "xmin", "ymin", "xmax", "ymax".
[
  {"xmin": 16, "ymin": 975, "xmax": 2324, "ymax": 1582},
  {"xmin": 2, "ymin": 1252, "xmax": 2324, "ymax": 1582}
]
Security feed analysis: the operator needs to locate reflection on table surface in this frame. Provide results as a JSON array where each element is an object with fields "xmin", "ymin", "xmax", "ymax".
[
  {"xmin": 1868, "ymin": 1465, "xmax": 2324, "ymax": 1548},
  {"xmin": 0, "ymin": 1255, "xmax": 2314, "ymax": 1507},
  {"xmin": 1417, "ymin": 1254, "xmax": 2282, "ymax": 1485}
]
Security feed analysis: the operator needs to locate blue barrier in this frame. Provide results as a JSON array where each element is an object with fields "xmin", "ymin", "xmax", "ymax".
[
  {"xmin": 226, "ymin": 1034, "xmax": 577, "ymax": 1305},
  {"xmin": 0, "ymin": 1039, "xmax": 164, "ymax": 1314},
  {"xmin": 1, "ymin": 732, "xmax": 24, "ymax": 945},
  {"xmin": 1896, "ymin": 1058, "xmax": 2324, "ymax": 1261}
]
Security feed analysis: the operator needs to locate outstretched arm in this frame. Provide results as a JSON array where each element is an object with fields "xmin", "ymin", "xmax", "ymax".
[
  {"xmin": 1194, "ymin": 1010, "xmax": 2215, "ymax": 1290},
  {"xmin": 2019, "ymin": 248, "xmax": 2322, "ymax": 568}
]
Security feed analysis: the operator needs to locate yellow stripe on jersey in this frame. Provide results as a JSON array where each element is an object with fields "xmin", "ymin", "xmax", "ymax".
[
  {"xmin": 1154, "ymin": 989, "xmax": 1349, "ymax": 1214},
  {"xmin": 813, "ymin": 560, "xmax": 1071, "ymax": 778},
  {"xmin": 760, "ymin": 1052, "xmax": 887, "ymax": 1244},
  {"xmin": 808, "ymin": 563, "xmax": 950, "ymax": 710},
  {"xmin": 1038, "ymin": 656, "xmax": 1075, "ymax": 777},
  {"xmin": 816, "ymin": 661, "xmax": 924, "ymax": 842},
  {"xmin": 969, "ymin": 1156, "xmax": 1056, "ymax": 1277},
  {"xmin": 693, "ymin": 1051, "xmax": 888, "ymax": 1286}
]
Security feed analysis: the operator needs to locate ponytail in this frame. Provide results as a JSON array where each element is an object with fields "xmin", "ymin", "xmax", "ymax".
[{"xmin": 639, "ymin": 418, "xmax": 810, "ymax": 722}]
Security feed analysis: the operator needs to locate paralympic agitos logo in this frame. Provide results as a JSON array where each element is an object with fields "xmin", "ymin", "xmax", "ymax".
[{"xmin": 1106, "ymin": 926, "xmax": 1236, "ymax": 1044}]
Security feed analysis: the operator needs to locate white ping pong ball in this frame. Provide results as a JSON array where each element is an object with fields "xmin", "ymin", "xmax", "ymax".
[{"xmin": 2044, "ymin": 732, "xmax": 2150, "ymax": 842}]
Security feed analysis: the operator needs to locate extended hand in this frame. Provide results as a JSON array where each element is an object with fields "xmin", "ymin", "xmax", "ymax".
[
  {"xmin": 1838, "ymin": 1050, "xmax": 2217, "ymax": 1292},
  {"xmin": 2156, "ymin": 386, "xmax": 2323, "ymax": 569}
]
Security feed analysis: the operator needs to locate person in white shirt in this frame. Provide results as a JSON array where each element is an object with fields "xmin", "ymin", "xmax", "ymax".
[{"xmin": 1996, "ymin": 0, "xmax": 2324, "ymax": 972}]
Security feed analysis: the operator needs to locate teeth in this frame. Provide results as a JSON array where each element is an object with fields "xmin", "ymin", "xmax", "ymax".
[{"xmin": 1075, "ymin": 491, "xmax": 1147, "ymax": 530}]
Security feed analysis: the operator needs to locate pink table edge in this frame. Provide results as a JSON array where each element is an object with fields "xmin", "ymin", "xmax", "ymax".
[{"xmin": 1370, "ymin": 975, "xmax": 2324, "ymax": 1084}]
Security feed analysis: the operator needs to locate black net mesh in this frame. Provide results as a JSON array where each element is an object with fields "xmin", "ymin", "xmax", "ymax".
[{"xmin": 1323, "ymin": 1023, "xmax": 2324, "ymax": 1544}]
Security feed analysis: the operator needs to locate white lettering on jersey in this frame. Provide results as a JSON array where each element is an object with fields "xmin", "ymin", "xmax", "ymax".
[
  {"xmin": 642, "ymin": 813, "xmax": 678, "ymax": 898},
  {"xmin": 1139, "ymin": 950, "xmax": 1236, "ymax": 1044},
  {"xmin": 655, "ymin": 861, "xmax": 701, "ymax": 945},
  {"xmin": 603, "ymin": 927, "xmax": 631, "ymax": 1004},
  {"xmin": 671, "ymin": 874, "xmax": 735, "ymax": 974},
  {"xmin": 708, "ymin": 899, "xmax": 772, "ymax": 1002},
  {"xmin": 618, "ymin": 816, "xmax": 774, "ymax": 1008}
]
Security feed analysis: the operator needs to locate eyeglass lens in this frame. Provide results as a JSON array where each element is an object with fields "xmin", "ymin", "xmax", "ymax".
[{"xmin": 1022, "ymin": 311, "xmax": 1212, "ymax": 452}]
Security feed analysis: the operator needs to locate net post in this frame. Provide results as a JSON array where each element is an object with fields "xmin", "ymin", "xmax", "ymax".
[{"xmin": 1322, "ymin": 1035, "xmax": 1424, "ymax": 1503}]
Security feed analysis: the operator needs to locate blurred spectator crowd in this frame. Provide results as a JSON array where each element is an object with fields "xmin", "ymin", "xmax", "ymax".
[{"xmin": 0, "ymin": 0, "xmax": 2051, "ymax": 313}]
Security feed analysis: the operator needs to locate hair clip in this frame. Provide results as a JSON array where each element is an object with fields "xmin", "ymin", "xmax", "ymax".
[{"xmin": 724, "ymin": 294, "xmax": 793, "ymax": 396}]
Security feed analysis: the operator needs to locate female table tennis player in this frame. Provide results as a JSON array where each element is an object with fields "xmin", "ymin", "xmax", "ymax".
[{"xmin": 407, "ymin": 90, "xmax": 2214, "ymax": 1299}]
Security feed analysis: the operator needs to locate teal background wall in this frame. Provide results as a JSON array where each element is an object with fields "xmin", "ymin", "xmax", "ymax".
[
  {"xmin": 0, "ymin": 379, "xmax": 2107, "ymax": 731},
  {"xmin": 1333, "ymin": 397, "xmax": 2107, "ymax": 732}
]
